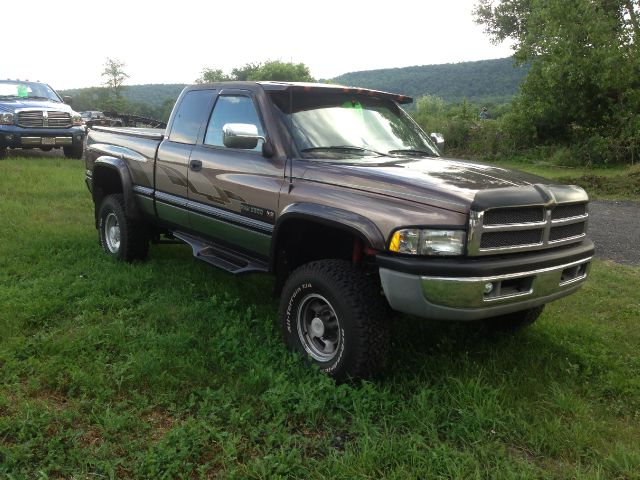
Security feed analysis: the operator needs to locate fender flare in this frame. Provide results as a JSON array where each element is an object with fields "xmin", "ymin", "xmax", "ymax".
[
  {"xmin": 270, "ymin": 202, "xmax": 386, "ymax": 270},
  {"xmin": 92, "ymin": 156, "xmax": 141, "ymax": 221}
]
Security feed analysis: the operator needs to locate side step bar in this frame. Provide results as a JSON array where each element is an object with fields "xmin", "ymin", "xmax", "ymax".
[{"xmin": 172, "ymin": 231, "xmax": 269, "ymax": 275}]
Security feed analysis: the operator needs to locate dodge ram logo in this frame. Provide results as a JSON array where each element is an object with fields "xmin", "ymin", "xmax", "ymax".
[{"xmin": 42, "ymin": 110, "xmax": 48, "ymax": 127}]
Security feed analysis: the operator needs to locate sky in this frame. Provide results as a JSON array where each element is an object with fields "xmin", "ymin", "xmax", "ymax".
[{"xmin": 2, "ymin": 0, "xmax": 513, "ymax": 90}]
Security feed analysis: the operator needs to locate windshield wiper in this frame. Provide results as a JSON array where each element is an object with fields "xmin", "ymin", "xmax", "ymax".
[
  {"xmin": 387, "ymin": 149, "xmax": 436, "ymax": 157},
  {"xmin": 301, "ymin": 146, "xmax": 388, "ymax": 157}
]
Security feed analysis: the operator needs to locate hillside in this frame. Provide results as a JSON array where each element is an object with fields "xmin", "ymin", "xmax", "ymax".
[
  {"xmin": 59, "ymin": 58, "xmax": 527, "ymax": 114},
  {"xmin": 332, "ymin": 57, "xmax": 528, "ymax": 104}
]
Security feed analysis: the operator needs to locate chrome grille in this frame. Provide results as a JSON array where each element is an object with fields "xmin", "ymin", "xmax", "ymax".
[
  {"xmin": 551, "ymin": 203, "xmax": 586, "ymax": 219},
  {"xmin": 17, "ymin": 110, "xmax": 72, "ymax": 128},
  {"xmin": 17, "ymin": 111, "xmax": 44, "ymax": 127},
  {"xmin": 468, "ymin": 202, "xmax": 588, "ymax": 255},
  {"xmin": 484, "ymin": 207, "xmax": 544, "ymax": 225},
  {"xmin": 549, "ymin": 222, "xmax": 585, "ymax": 241},
  {"xmin": 480, "ymin": 229, "xmax": 544, "ymax": 249},
  {"xmin": 46, "ymin": 111, "xmax": 72, "ymax": 128}
]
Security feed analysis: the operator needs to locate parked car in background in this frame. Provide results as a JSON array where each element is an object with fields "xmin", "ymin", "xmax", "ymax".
[
  {"xmin": 81, "ymin": 111, "xmax": 123, "ymax": 129},
  {"xmin": 0, "ymin": 79, "xmax": 85, "ymax": 159}
]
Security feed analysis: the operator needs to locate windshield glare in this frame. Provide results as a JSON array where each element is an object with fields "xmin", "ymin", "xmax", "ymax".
[
  {"xmin": 270, "ymin": 92, "xmax": 439, "ymax": 159},
  {"xmin": 0, "ymin": 81, "xmax": 61, "ymax": 102}
]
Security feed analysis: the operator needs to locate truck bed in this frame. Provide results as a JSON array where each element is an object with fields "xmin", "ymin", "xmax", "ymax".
[{"xmin": 90, "ymin": 125, "xmax": 165, "ymax": 140}]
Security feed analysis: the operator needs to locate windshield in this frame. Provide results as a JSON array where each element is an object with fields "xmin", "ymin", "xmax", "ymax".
[
  {"xmin": 0, "ymin": 81, "xmax": 62, "ymax": 102},
  {"xmin": 269, "ymin": 91, "xmax": 440, "ymax": 160}
]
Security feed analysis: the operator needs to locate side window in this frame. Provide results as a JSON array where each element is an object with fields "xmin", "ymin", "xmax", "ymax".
[
  {"xmin": 204, "ymin": 95, "xmax": 264, "ymax": 151},
  {"xmin": 168, "ymin": 90, "xmax": 215, "ymax": 144}
]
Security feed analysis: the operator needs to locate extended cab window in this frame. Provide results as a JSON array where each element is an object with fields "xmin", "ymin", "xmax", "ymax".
[
  {"xmin": 204, "ymin": 95, "xmax": 264, "ymax": 151},
  {"xmin": 169, "ymin": 90, "xmax": 215, "ymax": 144}
]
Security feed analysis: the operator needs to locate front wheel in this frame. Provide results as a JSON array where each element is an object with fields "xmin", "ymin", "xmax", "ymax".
[
  {"xmin": 63, "ymin": 143, "xmax": 83, "ymax": 159},
  {"xmin": 279, "ymin": 259, "xmax": 390, "ymax": 381},
  {"xmin": 98, "ymin": 194, "xmax": 149, "ymax": 262},
  {"xmin": 0, "ymin": 147, "xmax": 6, "ymax": 160}
]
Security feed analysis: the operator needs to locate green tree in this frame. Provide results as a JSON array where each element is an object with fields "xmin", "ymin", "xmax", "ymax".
[
  {"xmin": 195, "ymin": 61, "xmax": 315, "ymax": 84},
  {"xmin": 195, "ymin": 68, "xmax": 231, "ymax": 83},
  {"xmin": 101, "ymin": 58, "xmax": 129, "ymax": 98},
  {"xmin": 247, "ymin": 60, "xmax": 314, "ymax": 82},
  {"xmin": 475, "ymin": 0, "xmax": 640, "ymax": 161}
]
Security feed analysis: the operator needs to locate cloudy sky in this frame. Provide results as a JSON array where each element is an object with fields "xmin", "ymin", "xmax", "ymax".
[{"xmin": 2, "ymin": 0, "xmax": 513, "ymax": 90}]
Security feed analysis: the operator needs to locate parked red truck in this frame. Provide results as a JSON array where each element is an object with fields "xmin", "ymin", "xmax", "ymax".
[{"xmin": 84, "ymin": 82, "xmax": 593, "ymax": 380}]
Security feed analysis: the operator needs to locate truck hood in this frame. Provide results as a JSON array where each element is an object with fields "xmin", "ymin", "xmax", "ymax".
[
  {"xmin": 295, "ymin": 156, "xmax": 551, "ymax": 213},
  {"xmin": 0, "ymin": 99, "xmax": 73, "ymax": 113}
]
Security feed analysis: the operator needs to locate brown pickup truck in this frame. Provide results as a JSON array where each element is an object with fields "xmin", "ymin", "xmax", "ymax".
[{"xmin": 84, "ymin": 82, "xmax": 594, "ymax": 380}]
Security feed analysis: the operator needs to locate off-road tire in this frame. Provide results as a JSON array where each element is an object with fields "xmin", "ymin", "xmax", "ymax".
[
  {"xmin": 63, "ymin": 143, "xmax": 83, "ymax": 159},
  {"xmin": 279, "ymin": 259, "xmax": 390, "ymax": 381},
  {"xmin": 98, "ymin": 194, "xmax": 149, "ymax": 262},
  {"xmin": 483, "ymin": 305, "xmax": 545, "ymax": 332}
]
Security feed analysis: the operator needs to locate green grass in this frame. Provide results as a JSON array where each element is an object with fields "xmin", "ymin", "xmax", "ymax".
[
  {"xmin": 1, "ymin": 157, "xmax": 639, "ymax": 479},
  {"xmin": 485, "ymin": 159, "xmax": 640, "ymax": 200}
]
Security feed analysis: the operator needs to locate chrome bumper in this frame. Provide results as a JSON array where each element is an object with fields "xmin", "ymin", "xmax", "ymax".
[
  {"xmin": 379, "ymin": 256, "xmax": 591, "ymax": 321},
  {"xmin": 21, "ymin": 136, "xmax": 73, "ymax": 146}
]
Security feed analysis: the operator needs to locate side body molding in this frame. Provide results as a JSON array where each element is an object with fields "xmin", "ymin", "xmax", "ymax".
[
  {"xmin": 92, "ymin": 156, "xmax": 141, "ymax": 222},
  {"xmin": 271, "ymin": 203, "xmax": 386, "ymax": 268}
]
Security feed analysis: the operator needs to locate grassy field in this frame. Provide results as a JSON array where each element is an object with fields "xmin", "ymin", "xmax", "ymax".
[
  {"xmin": 487, "ymin": 160, "xmax": 640, "ymax": 201},
  {"xmin": 1, "ymin": 157, "xmax": 639, "ymax": 479}
]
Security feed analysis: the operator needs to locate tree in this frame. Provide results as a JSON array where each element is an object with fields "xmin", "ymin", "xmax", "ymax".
[
  {"xmin": 101, "ymin": 58, "xmax": 129, "ymax": 97},
  {"xmin": 195, "ymin": 68, "xmax": 231, "ymax": 83},
  {"xmin": 474, "ymin": 0, "xmax": 640, "ymax": 161},
  {"xmin": 195, "ymin": 60, "xmax": 315, "ymax": 84}
]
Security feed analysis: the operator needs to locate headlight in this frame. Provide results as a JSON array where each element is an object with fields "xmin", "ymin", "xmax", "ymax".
[
  {"xmin": 389, "ymin": 229, "xmax": 466, "ymax": 256},
  {"xmin": 72, "ymin": 112, "xmax": 84, "ymax": 126},
  {"xmin": 0, "ymin": 112, "xmax": 14, "ymax": 125}
]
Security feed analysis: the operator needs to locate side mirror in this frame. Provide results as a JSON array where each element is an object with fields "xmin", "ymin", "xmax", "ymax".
[
  {"xmin": 63, "ymin": 95, "xmax": 73, "ymax": 105},
  {"xmin": 222, "ymin": 123, "xmax": 263, "ymax": 150},
  {"xmin": 430, "ymin": 132, "xmax": 445, "ymax": 152}
]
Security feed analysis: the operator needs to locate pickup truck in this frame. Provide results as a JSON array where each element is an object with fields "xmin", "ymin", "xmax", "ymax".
[
  {"xmin": 0, "ymin": 79, "xmax": 85, "ymax": 159},
  {"xmin": 84, "ymin": 81, "xmax": 594, "ymax": 380}
]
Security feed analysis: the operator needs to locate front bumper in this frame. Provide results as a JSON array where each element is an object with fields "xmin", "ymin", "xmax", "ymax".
[
  {"xmin": 0, "ymin": 125, "xmax": 85, "ymax": 148},
  {"xmin": 377, "ymin": 240, "xmax": 594, "ymax": 321}
]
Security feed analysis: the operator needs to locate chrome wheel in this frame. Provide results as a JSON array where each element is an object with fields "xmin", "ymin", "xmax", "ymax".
[
  {"xmin": 297, "ymin": 293, "xmax": 342, "ymax": 362},
  {"xmin": 104, "ymin": 212, "xmax": 121, "ymax": 253}
]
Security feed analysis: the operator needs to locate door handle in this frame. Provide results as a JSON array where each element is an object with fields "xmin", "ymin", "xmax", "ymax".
[{"xmin": 190, "ymin": 160, "xmax": 202, "ymax": 172}]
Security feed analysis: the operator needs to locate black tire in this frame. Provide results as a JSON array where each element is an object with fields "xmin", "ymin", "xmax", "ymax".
[
  {"xmin": 98, "ymin": 194, "xmax": 149, "ymax": 262},
  {"xmin": 279, "ymin": 259, "xmax": 390, "ymax": 381},
  {"xmin": 63, "ymin": 143, "xmax": 83, "ymax": 159},
  {"xmin": 482, "ymin": 305, "xmax": 545, "ymax": 332},
  {"xmin": 0, "ymin": 147, "xmax": 6, "ymax": 160}
]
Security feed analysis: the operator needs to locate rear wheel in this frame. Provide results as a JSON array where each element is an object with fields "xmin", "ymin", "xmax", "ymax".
[
  {"xmin": 98, "ymin": 194, "xmax": 149, "ymax": 262},
  {"xmin": 63, "ymin": 143, "xmax": 83, "ymax": 159},
  {"xmin": 279, "ymin": 259, "xmax": 390, "ymax": 381},
  {"xmin": 482, "ymin": 306, "xmax": 545, "ymax": 332}
]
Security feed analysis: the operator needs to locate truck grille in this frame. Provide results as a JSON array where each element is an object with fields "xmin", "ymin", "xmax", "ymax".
[
  {"xmin": 17, "ymin": 110, "xmax": 72, "ymax": 128},
  {"xmin": 484, "ymin": 207, "xmax": 544, "ymax": 225},
  {"xmin": 468, "ymin": 202, "xmax": 588, "ymax": 255}
]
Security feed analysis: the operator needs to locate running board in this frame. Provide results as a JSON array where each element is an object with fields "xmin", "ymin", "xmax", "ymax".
[{"xmin": 172, "ymin": 231, "xmax": 268, "ymax": 275}]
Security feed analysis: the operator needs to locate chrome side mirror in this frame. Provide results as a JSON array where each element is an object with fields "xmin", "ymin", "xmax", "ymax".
[
  {"xmin": 430, "ymin": 132, "xmax": 445, "ymax": 152},
  {"xmin": 222, "ymin": 123, "xmax": 264, "ymax": 149}
]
